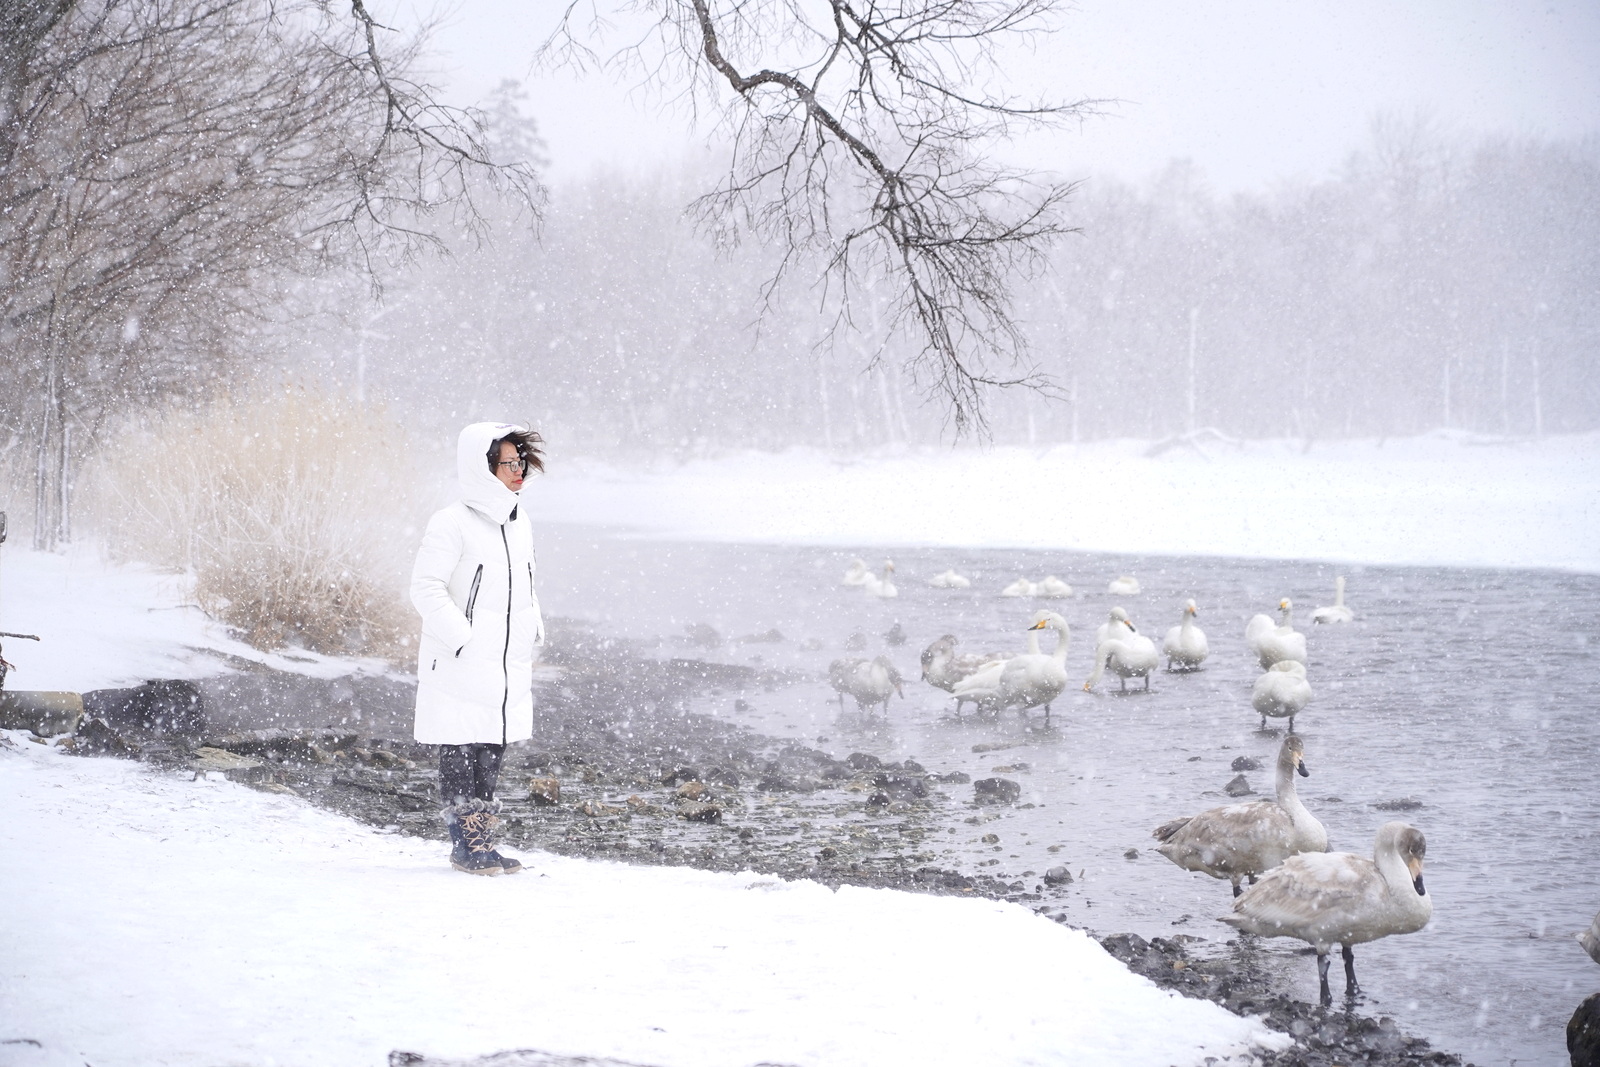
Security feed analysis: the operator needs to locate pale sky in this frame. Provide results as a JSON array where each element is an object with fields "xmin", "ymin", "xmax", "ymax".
[{"xmin": 393, "ymin": 1, "xmax": 1600, "ymax": 192}]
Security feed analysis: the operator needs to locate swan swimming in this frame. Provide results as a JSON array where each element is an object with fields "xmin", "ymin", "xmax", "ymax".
[
  {"xmin": 1311, "ymin": 576, "xmax": 1354, "ymax": 624},
  {"xmin": 1221, "ymin": 821, "xmax": 1432, "ymax": 1006},
  {"xmin": 999, "ymin": 578, "xmax": 1038, "ymax": 597},
  {"xmin": 1153, "ymin": 735, "xmax": 1328, "ymax": 897},
  {"xmin": 1162, "ymin": 599, "xmax": 1209, "ymax": 670},
  {"xmin": 952, "ymin": 611, "xmax": 1069, "ymax": 719},
  {"xmin": 1249, "ymin": 598, "xmax": 1307, "ymax": 670},
  {"xmin": 1107, "ymin": 575, "xmax": 1142, "ymax": 596},
  {"xmin": 927, "ymin": 569, "xmax": 972, "ymax": 589},
  {"xmin": 842, "ymin": 558, "xmax": 871, "ymax": 587},
  {"xmin": 1037, "ymin": 575, "xmax": 1073, "ymax": 598},
  {"xmin": 1085, "ymin": 609, "xmax": 1160, "ymax": 692},
  {"xmin": 1579, "ymin": 909, "xmax": 1600, "ymax": 966},
  {"xmin": 1252, "ymin": 660, "xmax": 1313, "ymax": 732},
  {"xmin": 828, "ymin": 655, "xmax": 904, "ymax": 714},
  {"xmin": 861, "ymin": 560, "xmax": 898, "ymax": 598}
]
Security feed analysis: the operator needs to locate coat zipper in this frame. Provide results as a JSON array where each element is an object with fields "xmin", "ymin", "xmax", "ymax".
[{"xmin": 499, "ymin": 525, "xmax": 512, "ymax": 745}]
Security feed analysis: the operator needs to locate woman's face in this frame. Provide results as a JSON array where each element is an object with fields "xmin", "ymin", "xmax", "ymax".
[{"xmin": 492, "ymin": 441, "xmax": 525, "ymax": 492}]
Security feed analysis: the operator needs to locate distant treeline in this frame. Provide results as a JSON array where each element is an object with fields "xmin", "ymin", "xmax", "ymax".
[{"xmin": 322, "ymin": 118, "xmax": 1596, "ymax": 453}]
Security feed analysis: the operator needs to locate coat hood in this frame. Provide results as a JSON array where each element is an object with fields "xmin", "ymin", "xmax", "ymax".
[{"xmin": 456, "ymin": 422, "xmax": 524, "ymax": 524}]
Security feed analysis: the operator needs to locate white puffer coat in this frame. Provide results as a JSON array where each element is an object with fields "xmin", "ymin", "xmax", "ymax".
[{"xmin": 410, "ymin": 423, "xmax": 544, "ymax": 745}]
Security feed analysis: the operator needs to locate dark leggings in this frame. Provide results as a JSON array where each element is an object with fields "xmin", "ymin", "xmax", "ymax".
[{"xmin": 438, "ymin": 743, "xmax": 505, "ymax": 808}]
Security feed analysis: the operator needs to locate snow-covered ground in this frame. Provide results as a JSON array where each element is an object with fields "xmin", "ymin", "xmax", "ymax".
[
  {"xmin": 533, "ymin": 431, "xmax": 1600, "ymax": 572},
  {"xmin": 0, "ymin": 733, "xmax": 1286, "ymax": 1067}
]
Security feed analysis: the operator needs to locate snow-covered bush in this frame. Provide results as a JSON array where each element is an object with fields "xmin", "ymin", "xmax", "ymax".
[{"xmin": 87, "ymin": 388, "xmax": 423, "ymax": 658}]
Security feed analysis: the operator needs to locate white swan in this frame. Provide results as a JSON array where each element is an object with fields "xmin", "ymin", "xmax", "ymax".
[
  {"xmin": 1153, "ymin": 735, "xmax": 1328, "ymax": 896},
  {"xmin": 920, "ymin": 635, "xmax": 1006, "ymax": 695},
  {"xmin": 999, "ymin": 577, "xmax": 1038, "ymax": 597},
  {"xmin": 1162, "ymin": 599, "xmax": 1209, "ymax": 671},
  {"xmin": 1311, "ymin": 577, "xmax": 1354, "ymax": 624},
  {"xmin": 842, "ymin": 558, "xmax": 871, "ymax": 586},
  {"xmin": 1037, "ymin": 575, "xmax": 1073, "ymax": 599},
  {"xmin": 1221, "ymin": 821, "xmax": 1432, "ymax": 1006},
  {"xmin": 1085, "ymin": 609, "xmax": 1160, "ymax": 692},
  {"xmin": 1107, "ymin": 575, "xmax": 1142, "ymax": 596},
  {"xmin": 1250, "ymin": 598, "xmax": 1307, "ymax": 670},
  {"xmin": 828, "ymin": 655, "xmax": 904, "ymax": 714},
  {"xmin": 1252, "ymin": 660, "xmax": 1313, "ymax": 732},
  {"xmin": 952, "ymin": 610, "xmax": 1069, "ymax": 719},
  {"xmin": 927, "ymin": 569, "xmax": 972, "ymax": 589},
  {"xmin": 861, "ymin": 560, "xmax": 898, "ymax": 599},
  {"xmin": 1579, "ymin": 909, "xmax": 1600, "ymax": 966}
]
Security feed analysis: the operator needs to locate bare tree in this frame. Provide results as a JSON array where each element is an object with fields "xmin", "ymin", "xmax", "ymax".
[
  {"xmin": 544, "ymin": 1, "xmax": 1098, "ymax": 433},
  {"xmin": 0, "ymin": 0, "xmax": 539, "ymax": 549}
]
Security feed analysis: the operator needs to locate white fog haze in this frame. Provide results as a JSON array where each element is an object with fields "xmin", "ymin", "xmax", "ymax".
[{"xmin": 1, "ymin": 3, "xmax": 1597, "ymax": 1067}]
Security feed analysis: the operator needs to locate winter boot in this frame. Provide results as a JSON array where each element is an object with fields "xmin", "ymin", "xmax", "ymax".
[
  {"xmin": 479, "ymin": 810, "xmax": 524, "ymax": 874},
  {"xmin": 446, "ymin": 803, "xmax": 503, "ymax": 876}
]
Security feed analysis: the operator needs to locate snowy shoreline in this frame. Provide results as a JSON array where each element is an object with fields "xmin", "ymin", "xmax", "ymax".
[
  {"xmin": 0, "ymin": 732, "xmax": 1288, "ymax": 1067},
  {"xmin": 531, "ymin": 431, "xmax": 1600, "ymax": 573}
]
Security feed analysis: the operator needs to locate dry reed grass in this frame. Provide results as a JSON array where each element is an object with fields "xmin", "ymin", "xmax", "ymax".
[{"xmin": 86, "ymin": 387, "xmax": 422, "ymax": 659}]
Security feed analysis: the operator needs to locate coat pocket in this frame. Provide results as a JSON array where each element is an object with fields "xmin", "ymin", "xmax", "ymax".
[{"xmin": 465, "ymin": 564, "xmax": 484, "ymax": 623}]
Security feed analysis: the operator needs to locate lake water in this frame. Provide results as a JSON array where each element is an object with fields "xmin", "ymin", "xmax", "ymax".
[{"xmin": 535, "ymin": 525, "xmax": 1600, "ymax": 1067}]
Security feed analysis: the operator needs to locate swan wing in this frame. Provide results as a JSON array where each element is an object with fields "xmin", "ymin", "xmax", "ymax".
[{"xmin": 1223, "ymin": 852, "xmax": 1387, "ymax": 941}]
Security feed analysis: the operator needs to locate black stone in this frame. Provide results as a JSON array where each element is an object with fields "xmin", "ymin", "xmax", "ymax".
[{"xmin": 973, "ymin": 777, "xmax": 1021, "ymax": 804}]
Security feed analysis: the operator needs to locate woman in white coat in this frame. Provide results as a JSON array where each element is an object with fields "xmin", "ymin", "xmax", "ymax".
[{"xmin": 412, "ymin": 422, "xmax": 546, "ymax": 875}]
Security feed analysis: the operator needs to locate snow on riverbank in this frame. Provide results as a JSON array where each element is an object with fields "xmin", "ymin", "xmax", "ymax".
[
  {"xmin": 0, "ymin": 734, "xmax": 1286, "ymax": 1067},
  {"xmin": 533, "ymin": 431, "xmax": 1600, "ymax": 572},
  {"xmin": 0, "ymin": 545, "xmax": 391, "ymax": 692}
]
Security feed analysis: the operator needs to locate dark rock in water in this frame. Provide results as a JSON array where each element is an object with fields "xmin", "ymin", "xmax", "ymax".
[
  {"xmin": 901, "ymin": 759, "xmax": 925, "ymax": 773},
  {"xmin": 674, "ymin": 780, "xmax": 708, "ymax": 801},
  {"xmin": 756, "ymin": 775, "xmax": 793, "ymax": 792},
  {"xmin": 1374, "ymin": 797, "xmax": 1425, "ymax": 811},
  {"xmin": 819, "ymin": 763, "xmax": 852, "ymax": 781},
  {"xmin": 865, "ymin": 791, "xmax": 892, "ymax": 808},
  {"xmin": 981, "ymin": 833, "xmax": 1000, "ymax": 844},
  {"xmin": 528, "ymin": 777, "xmax": 561, "ymax": 807},
  {"xmin": 844, "ymin": 752, "xmax": 882, "ymax": 770},
  {"xmin": 1224, "ymin": 774, "xmax": 1252, "ymax": 797},
  {"xmin": 1570, "ymin": 992, "xmax": 1600, "ymax": 1067},
  {"xmin": 872, "ymin": 773, "xmax": 928, "ymax": 799},
  {"xmin": 1230, "ymin": 755, "xmax": 1263, "ymax": 771},
  {"xmin": 974, "ymin": 777, "xmax": 1021, "ymax": 805},
  {"xmin": 682, "ymin": 623, "xmax": 721, "ymax": 649},
  {"xmin": 0, "ymin": 690, "xmax": 86, "ymax": 737},
  {"xmin": 844, "ymin": 630, "xmax": 869, "ymax": 651},
  {"xmin": 818, "ymin": 845, "xmax": 838, "ymax": 860},
  {"xmin": 661, "ymin": 767, "xmax": 700, "ymax": 786},
  {"xmin": 732, "ymin": 698, "xmax": 750, "ymax": 713},
  {"xmin": 971, "ymin": 741, "xmax": 1018, "ymax": 754},
  {"xmin": 702, "ymin": 766, "xmax": 740, "ymax": 788},
  {"xmin": 928, "ymin": 770, "xmax": 971, "ymax": 784},
  {"xmin": 1124, "ymin": 848, "xmax": 1140, "ymax": 860},
  {"xmin": 737, "ymin": 827, "xmax": 755, "ymax": 842},
  {"xmin": 1043, "ymin": 866, "xmax": 1074, "ymax": 885},
  {"xmin": 735, "ymin": 628, "xmax": 785, "ymax": 644},
  {"xmin": 884, "ymin": 622, "xmax": 907, "ymax": 646},
  {"xmin": 676, "ymin": 802, "xmax": 722, "ymax": 823}
]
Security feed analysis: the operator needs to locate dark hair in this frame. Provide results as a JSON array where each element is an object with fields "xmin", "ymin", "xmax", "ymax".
[{"xmin": 486, "ymin": 428, "xmax": 545, "ymax": 475}]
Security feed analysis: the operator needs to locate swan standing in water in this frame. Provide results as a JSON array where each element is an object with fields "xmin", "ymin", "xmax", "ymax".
[
  {"xmin": 827, "ymin": 655, "xmax": 904, "ymax": 714},
  {"xmin": 1249, "ymin": 598, "xmax": 1307, "ymax": 670},
  {"xmin": 952, "ymin": 611, "xmax": 1069, "ymax": 720},
  {"xmin": 1252, "ymin": 660, "xmax": 1313, "ymax": 732},
  {"xmin": 842, "ymin": 558, "xmax": 871, "ymax": 586},
  {"xmin": 861, "ymin": 560, "xmax": 898, "ymax": 598},
  {"xmin": 920, "ymin": 635, "xmax": 1007, "ymax": 708},
  {"xmin": 927, "ymin": 569, "xmax": 972, "ymax": 588},
  {"xmin": 1162, "ymin": 599, "xmax": 1209, "ymax": 671},
  {"xmin": 1152, "ymin": 735, "xmax": 1328, "ymax": 897},
  {"xmin": 1085, "ymin": 609, "xmax": 1160, "ymax": 692},
  {"xmin": 1107, "ymin": 575, "xmax": 1142, "ymax": 596},
  {"xmin": 1311, "ymin": 576, "xmax": 1354, "ymax": 624},
  {"xmin": 1221, "ymin": 821, "xmax": 1432, "ymax": 1006}
]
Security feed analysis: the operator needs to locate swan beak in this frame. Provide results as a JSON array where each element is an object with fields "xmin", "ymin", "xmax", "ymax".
[
  {"xmin": 1296, "ymin": 760, "xmax": 1310, "ymax": 778},
  {"xmin": 1082, "ymin": 682, "xmax": 1092, "ymax": 691},
  {"xmin": 1407, "ymin": 857, "xmax": 1426, "ymax": 895},
  {"xmin": 1027, "ymin": 620, "xmax": 1047, "ymax": 630},
  {"xmin": 1413, "ymin": 874, "xmax": 1426, "ymax": 896}
]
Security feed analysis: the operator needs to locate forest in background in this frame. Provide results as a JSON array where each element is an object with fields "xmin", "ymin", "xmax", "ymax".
[{"xmin": 292, "ymin": 115, "xmax": 1599, "ymax": 455}]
